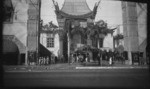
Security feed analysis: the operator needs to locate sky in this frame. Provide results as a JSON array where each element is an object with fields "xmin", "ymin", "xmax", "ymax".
[{"xmin": 41, "ymin": 0, "xmax": 123, "ymax": 34}]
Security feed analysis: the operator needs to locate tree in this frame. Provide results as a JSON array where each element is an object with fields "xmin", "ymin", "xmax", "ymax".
[
  {"xmin": 114, "ymin": 34, "xmax": 124, "ymax": 47},
  {"xmin": 87, "ymin": 20, "xmax": 116, "ymax": 48},
  {"xmin": 114, "ymin": 34, "xmax": 124, "ymax": 40},
  {"xmin": 40, "ymin": 21, "xmax": 66, "ymax": 41}
]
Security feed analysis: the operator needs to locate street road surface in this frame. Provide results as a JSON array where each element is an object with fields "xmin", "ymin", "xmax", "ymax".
[{"xmin": 3, "ymin": 69, "xmax": 150, "ymax": 88}]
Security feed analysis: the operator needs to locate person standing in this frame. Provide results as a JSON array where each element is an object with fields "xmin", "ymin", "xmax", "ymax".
[
  {"xmin": 108, "ymin": 50, "xmax": 113, "ymax": 66},
  {"xmin": 97, "ymin": 52, "xmax": 101, "ymax": 65},
  {"xmin": 61, "ymin": 55, "xmax": 64, "ymax": 63},
  {"xmin": 71, "ymin": 54, "xmax": 74, "ymax": 64},
  {"xmin": 46, "ymin": 56, "xmax": 49, "ymax": 65},
  {"xmin": 85, "ymin": 53, "xmax": 88, "ymax": 63},
  {"xmin": 38, "ymin": 57, "xmax": 41, "ymax": 65},
  {"xmin": 76, "ymin": 55, "xmax": 79, "ymax": 62}
]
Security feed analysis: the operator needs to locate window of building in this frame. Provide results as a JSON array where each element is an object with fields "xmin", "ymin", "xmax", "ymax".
[
  {"xmin": 3, "ymin": 0, "xmax": 14, "ymax": 23},
  {"xmin": 47, "ymin": 37, "xmax": 54, "ymax": 48}
]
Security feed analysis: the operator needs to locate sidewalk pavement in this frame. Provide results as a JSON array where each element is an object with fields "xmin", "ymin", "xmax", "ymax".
[{"xmin": 3, "ymin": 62, "xmax": 149, "ymax": 72}]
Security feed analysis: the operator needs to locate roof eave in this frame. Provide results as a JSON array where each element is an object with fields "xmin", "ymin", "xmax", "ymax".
[{"xmin": 58, "ymin": 10, "xmax": 95, "ymax": 19}]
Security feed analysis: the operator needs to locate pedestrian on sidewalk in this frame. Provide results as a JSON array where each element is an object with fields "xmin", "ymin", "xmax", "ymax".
[
  {"xmin": 70, "ymin": 54, "xmax": 74, "ymax": 64},
  {"xmin": 38, "ymin": 57, "xmax": 41, "ymax": 65},
  {"xmin": 85, "ymin": 53, "xmax": 88, "ymax": 63},
  {"xmin": 55, "ymin": 56, "xmax": 58, "ymax": 64},
  {"xmin": 108, "ymin": 50, "xmax": 113, "ymax": 66},
  {"xmin": 97, "ymin": 52, "xmax": 101, "ymax": 65},
  {"xmin": 46, "ymin": 56, "xmax": 49, "ymax": 65},
  {"xmin": 76, "ymin": 54, "xmax": 79, "ymax": 63},
  {"xmin": 60, "ymin": 55, "xmax": 64, "ymax": 63}
]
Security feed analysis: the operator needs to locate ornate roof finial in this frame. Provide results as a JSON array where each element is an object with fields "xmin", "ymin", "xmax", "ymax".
[
  {"xmin": 52, "ymin": 0, "xmax": 59, "ymax": 14},
  {"xmin": 93, "ymin": 0, "xmax": 101, "ymax": 18}
]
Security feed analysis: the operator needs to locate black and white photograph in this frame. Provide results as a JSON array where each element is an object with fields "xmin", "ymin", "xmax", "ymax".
[{"xmin": 1, "ymin": 0, "xmax": 149, "ymax": 88}]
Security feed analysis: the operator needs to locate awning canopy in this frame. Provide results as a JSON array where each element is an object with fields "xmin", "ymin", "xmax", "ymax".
[
  {"xmin": 139, "ymin": 38, "xmax": 147, "ymax": 52},
  {"xmin": 39, "ymin": 43, "xmax": 52, "ymax": 57},
  {"xmin": 3, "ymin": 39, "xmax": 19, "ymax": 53}
]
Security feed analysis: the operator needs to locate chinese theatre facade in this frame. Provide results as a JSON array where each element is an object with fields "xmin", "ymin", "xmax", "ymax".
[{"xmin": 52, "ymin": 0, "xmax": 100, "ymax": 61}]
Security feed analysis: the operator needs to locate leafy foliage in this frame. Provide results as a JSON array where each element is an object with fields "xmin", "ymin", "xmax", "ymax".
[
  {"xmin": 114, "ymin": 34, "xmax": 124, "ymax": 40},
  {"xmin": 87, "ymin": 20, "xmax": 116, "ymax": 40},
  {"xmin": 40, "ymin": 21, "xmax": 66, "ymax": 40}
]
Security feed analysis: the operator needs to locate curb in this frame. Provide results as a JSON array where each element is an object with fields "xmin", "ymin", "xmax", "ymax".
[
  {"xmin": 4, "ymin": 66, "xmax": 149, "ymax": 72},
  {"xmin": 76, "ymin": 66, "xmax": 149, "ymax": 69}
]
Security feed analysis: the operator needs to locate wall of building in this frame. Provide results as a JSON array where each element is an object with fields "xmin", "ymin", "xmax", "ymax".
[
  {"xmin": 103, "ymin": 34, "xmax": 114, "ymax": 49},
  {"xmin": 27, "ymin": 0, "xmax": 41, "ymax": 52},
  {"xmin": 136, "ymin": 3, "xmax": 147, "ymax": 60},
  {"xmin": 40, "ymin": 33, "xmax": 60, "ymax": 57},
  {"xmin": 136, "ymin": 3, "xmax": 147, "ymax": 52},
  {"xmin": 3, "ymin": 0, "xmax": 28, "ymax": 47},
  {"xmin": 122, "ymin": 1, "xmax": 147, "ymax": 65}
]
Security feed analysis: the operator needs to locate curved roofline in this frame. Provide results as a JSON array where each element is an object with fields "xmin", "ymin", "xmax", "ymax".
[
  {"xmin": 59, "ymin": 10, "xmax": 94, "ymax": 19},
  {"xmin": 85, "ymin": 0, "xmax": 92, "ymax": 12},
  {"xmin": 60, "ymin": 0, "xmax": 93, "ymax": 16},
  {"xmin": 60, "ymin": 0, "xmax": 66, "ymax": 11}
]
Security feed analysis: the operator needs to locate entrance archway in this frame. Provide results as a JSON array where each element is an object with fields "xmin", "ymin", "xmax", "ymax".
[
  {"xmin": 3, "ymin": 35, "xmax": 26, "ymax": 65},
  {"xmin": 2, "ymin": 39, "xmax": 19, "ymax": 65}
]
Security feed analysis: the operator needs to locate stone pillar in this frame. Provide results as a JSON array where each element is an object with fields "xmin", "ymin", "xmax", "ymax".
[
  {"xmin": 113, "ymin": 37, "xmax": 115, "ymax": 49},
  {"xmin": 97, "ymin": 39, "xmax": 100, "ymax": 49},
  {"xmin": 25, "ymin": 48, "xmax": 28, "ymax": 65},
  {"xmin": 67, "ymin": 33, "xmax": 70, "ymax": 63},
  {"xmin": 27, "ymin": 0, "xmax": 41, "ymax": 64},
  {"xmin": 59, "ymin": 39, "xmax": 63, "ymax": 56},
  {"xmin": 128, "ymin": 51, "xmax": 132, "ymax": 65},
  {"xmin": 122, "ymin": 2, "xmax": 139, "ymax": 65}
]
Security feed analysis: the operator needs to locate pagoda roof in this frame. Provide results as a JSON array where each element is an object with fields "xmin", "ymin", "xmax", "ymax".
[{"xmin": 61, "ymin": 0, "xmax": 92, "ymax": 16}]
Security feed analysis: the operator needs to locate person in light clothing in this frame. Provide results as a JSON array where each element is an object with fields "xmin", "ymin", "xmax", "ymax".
[
  {"xmin": 46, "ymin": 56, "xmax": 49, "ymax": 65},
  {"xmin": 108, "ymin": 50, "xmax": 113, "ymax": 65},
  {"xmin": 76, "ymin": 54, "xmax": 79, "ymax": 62}
]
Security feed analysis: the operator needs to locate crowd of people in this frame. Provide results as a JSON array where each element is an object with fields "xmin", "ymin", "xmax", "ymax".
[
  {"xmin": 70, "ymin": 50, "xmax": 128, "ymax": 65},
  {"xmin": 38, "ymin": 56, "xmax": 50, "ymax": 65},
  {"xmin": 36, "ymin": 54, "xmax": 65, "ymax": 65},
  {"xmin": 70, "ymin": 49, "xmax": 148, "ymax": 65},
  {"xmin": 70, "ymin": 52, "xmax": 90, "ymax": 64},
  {"xmin": 28, "ymin": 50, "xmax": 147, "ymax": 66}
]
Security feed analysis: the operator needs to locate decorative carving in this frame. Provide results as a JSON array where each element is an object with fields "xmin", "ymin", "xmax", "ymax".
[
  {"xmin": 114, "ymin": 34, "xmax": 124, "ymax": 40},
  {"xmin": 52, "ymin": 0, "xmax": 60, "ymax": 15},
  {"xmin": 28, "ymin": 9, "xmax": 38, "ymax": 16},
  {"xmin": 28, "ymin": 15, "xmax": 38, "ymax": 20},
  {"xmin": 93, "ymin": 0, "xmax": 101, "ymax": 18},
  {"xmin": 29, "ymin": 0, "xmax": 39, "ymax": 5}
]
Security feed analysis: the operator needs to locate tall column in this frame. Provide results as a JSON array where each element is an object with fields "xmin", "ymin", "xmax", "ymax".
[
  {"xmin": 67, "ymin": 33, "xmax": 70, "ymax": 63},
  {"xmin": 65, "ymin": 20, "xmax": 71, "ymax": 63},
  {"xmin": 122, "ymin": 2, "xmax": 139, "ymax": 65},
  {"xmin": 113, "ymin": 37, "xmax": 115, "ymax": 49},
  {"xmin": 97, "ymin": 39, "xmax": 100, "ymax": 49},
  {"xmin": 25, "ymin": 47, "xmax": 28, "ymax": 65},
  {"xmin": 59, "ymin": 38, "xmax": 63, "ymax": 57},
  {"xmin": 27, "ymin": 0, "xmax": 41, "ymax": 64}
]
